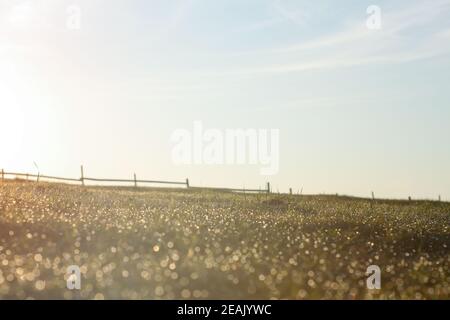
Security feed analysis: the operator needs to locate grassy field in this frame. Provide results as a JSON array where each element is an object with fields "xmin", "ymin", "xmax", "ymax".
[{"xmin": 0, "ymin": 180, "xmax": 448, "ymax": 300}]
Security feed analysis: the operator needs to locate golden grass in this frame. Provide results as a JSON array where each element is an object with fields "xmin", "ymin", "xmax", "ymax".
[{"xmin": 0, "ymin": 181, "xmax": 448, "ymax": 299}]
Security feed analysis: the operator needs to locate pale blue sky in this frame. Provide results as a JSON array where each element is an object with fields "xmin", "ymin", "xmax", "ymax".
[{"xmin": 1, "ymin": 0, "xmax": 450, "ymax": 199}]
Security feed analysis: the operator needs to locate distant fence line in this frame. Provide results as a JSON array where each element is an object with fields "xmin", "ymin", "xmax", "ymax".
[
  {"xmin": 0, "ymin": 167, "xmax": 271, "ymax": 194},
  {"xmin": 0, "ymin": 168, "xmax": 445, "ymax": 202}
]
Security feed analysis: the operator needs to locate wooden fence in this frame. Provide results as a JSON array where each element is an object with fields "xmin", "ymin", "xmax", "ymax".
[
  {"xmin": 0, "ymin": 167, "xmax": 271, "ymax": 194},
  {"xmin": 0, "ymin": 168, "xmax": 445, "ymax": 201}
]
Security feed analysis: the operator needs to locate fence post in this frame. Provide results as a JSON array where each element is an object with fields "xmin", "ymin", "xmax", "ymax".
[
  {"xmin": 289, "ymin": 188, "xmax": 292, "ymax": 195},
  {"xmin": 372, "ymin": 191, "xmax": 375, "ymax": 200},
  {"xmin": 80, "ymin": 165, "xmax": 85, "ymax": 186},
  {"xmin": 134, "ymin": 173, "xmax": 137, "ymax": 188},
  {"xmin": 37, "ymin": 172, "xmax": 40, "ymax": 183},
  {"xmin": 439, "ymin": 195, "xmax": 441, "ymax": 202},
  {"xmin": 186, "ymin": 178, "xmax": 190, "ymax": 188},
  {"xmin": 267, "ymin": 182, "xmax": 271, "ymax": 194},
  {"xmin": 1, "ymin": 169, "xmax": 4, "ymax": 182}
]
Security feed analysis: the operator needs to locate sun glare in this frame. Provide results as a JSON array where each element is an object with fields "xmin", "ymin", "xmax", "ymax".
[
  {"xmin": 0, "ymin": 73, "xmax": 25, "ymax": 168},
  {"xmin": 7, "ymin": 2, "xmax": 33, "ymax": 28}
]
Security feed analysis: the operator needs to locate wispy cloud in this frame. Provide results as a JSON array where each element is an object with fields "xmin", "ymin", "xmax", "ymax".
[
  {"xmin": 270, "ymin": 0, "xmax": 310, "ymax": 26},
  {"xmin": 210, "ymin": 0, "xmax": 450, "ymax": 77},
  {"xmin": 161, "ymin": 0, "xmax": 196, "ymax": 34}
]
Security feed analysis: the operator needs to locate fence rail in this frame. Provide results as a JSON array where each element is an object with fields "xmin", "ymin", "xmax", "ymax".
[
  {"xmin": 189, "ymin": 186, "xmax": 266, "ymax": 193},
  {"xmin": 83, "ymin": 177, "xmax": 186, "ymax": 185},
  {"xmin": 3, "ymin": 172, "xmax": 81, "ymax": 182},
  {"xmin": 0, "ymin": 167, "xmax": 270, "ymax": 194}
]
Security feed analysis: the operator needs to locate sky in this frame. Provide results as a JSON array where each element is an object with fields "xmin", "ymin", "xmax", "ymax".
[{"xmin": 0, "ymin": 0, "xmax": 450, "ymax": 200}]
